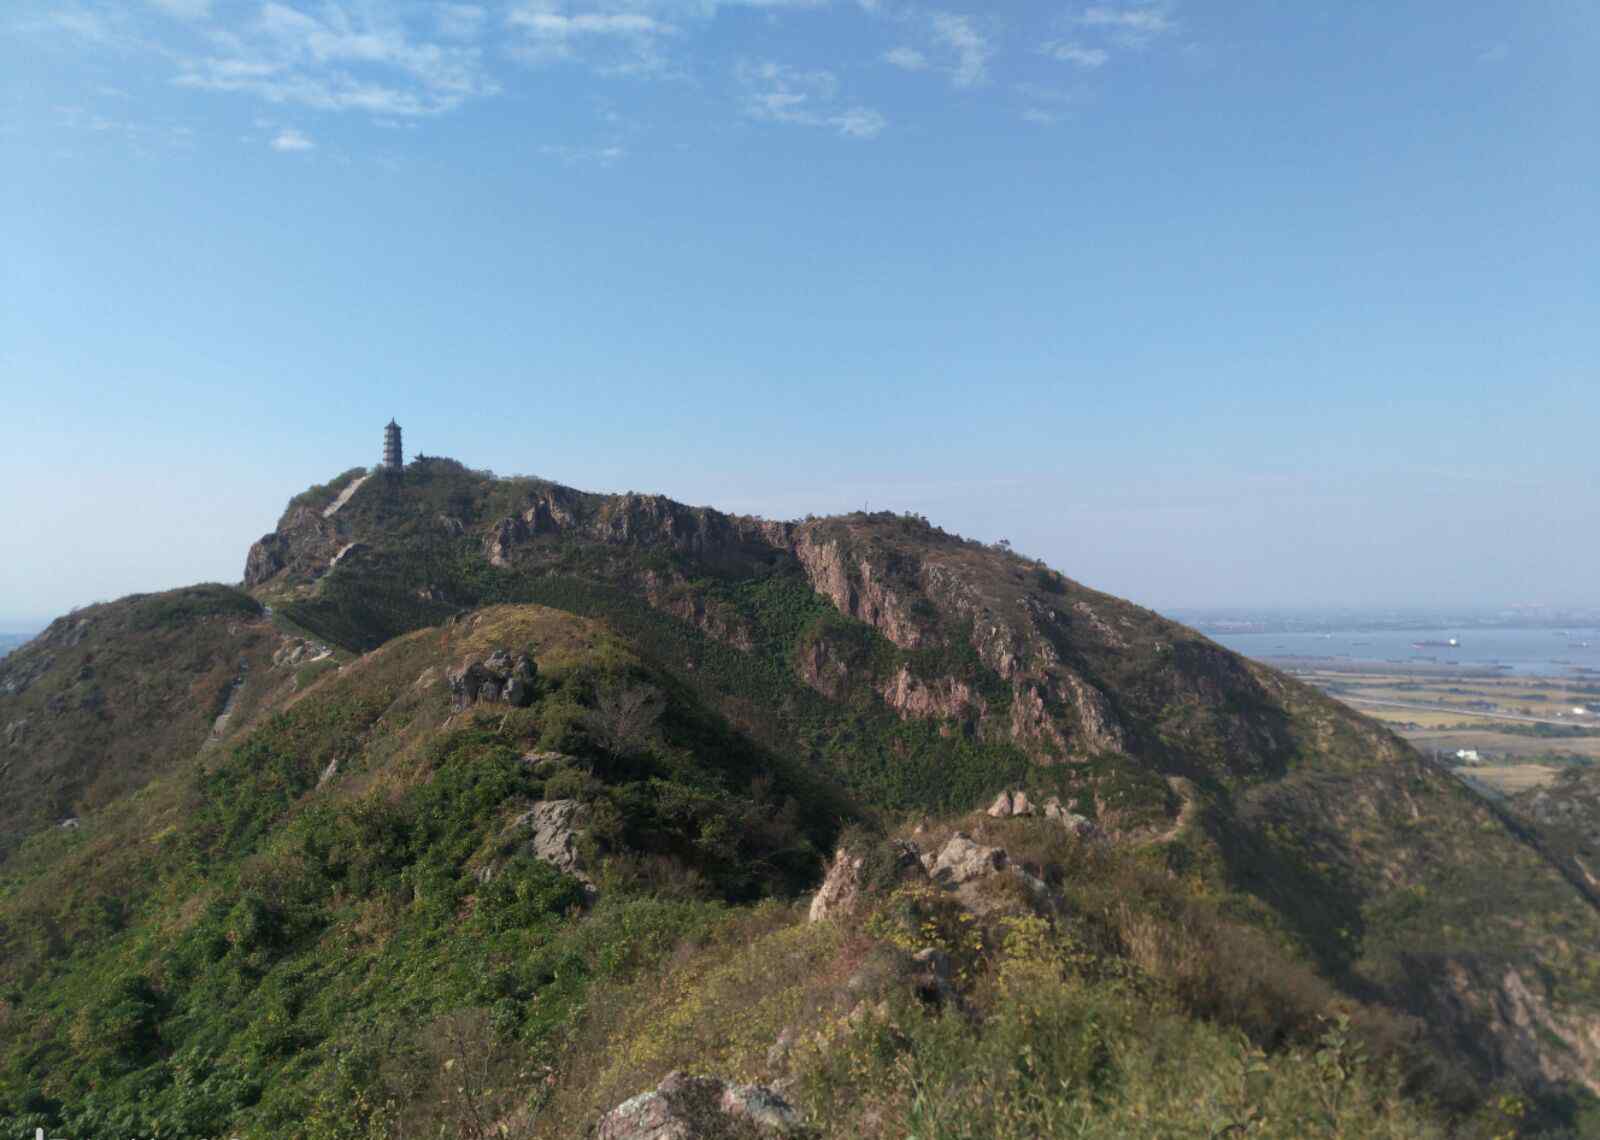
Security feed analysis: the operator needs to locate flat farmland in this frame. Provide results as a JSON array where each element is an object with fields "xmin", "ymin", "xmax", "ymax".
[{"xmin": 1282, "ymin": 667, "xmax": 1600, "ymax": 775}]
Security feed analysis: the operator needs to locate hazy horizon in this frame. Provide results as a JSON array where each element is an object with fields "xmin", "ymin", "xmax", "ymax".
[
  {"xmin": 1, "ymin": 439, "xmax": 1596, "ymax": 629},
  {"xmin": 4, "ymin": 2, "xmax": 1595, "ymax": 624}
]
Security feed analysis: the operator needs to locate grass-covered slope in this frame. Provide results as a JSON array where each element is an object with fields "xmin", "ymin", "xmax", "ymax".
[
  {"xmin": 0, "ymin": 605, "xmax": 845, "ymax": 1139},
  {"xmin": 5, "ymin": 461, "xmax": 1599, "ymax": 1135},
  {"xmin": 0, "ymin": 584, "xmax": 312, "ymax": 861},
  {"xmin": 234, "ymin": 461, "xmax": 1600, "ymax": 1105}
]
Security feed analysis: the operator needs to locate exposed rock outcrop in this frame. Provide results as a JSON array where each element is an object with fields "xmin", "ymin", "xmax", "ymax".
[
  {"xmin": 510, "ymin": 799, "xmax": 593, "ymax": 890},
  {"xmin": 790, "ymin": 535, "xmax": 929, "ymax": 649},
  {"xmin": 808, "ymin": 848, "xmax": 865, "ymax": 923},
  {"xmin": 597, "ymin": 1071, "xmax": 808, "ymax": 1140},
  {"xmin": 809, "ymin": 841, "xmax": 925, "ymax": 923},
  {"xmin": 928, "ymin": 832, "xmax": 1007, "ymax": 887},
  {"xmin": 879, "ymin": 665, "xmax": 983, "ymax": 724},
  {"xmin": 446, "ymin": 650, "xmax": 538, "ymax": 711}
]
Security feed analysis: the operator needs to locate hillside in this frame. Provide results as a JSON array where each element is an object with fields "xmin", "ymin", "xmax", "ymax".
[
  {"xmin": 0, "ymin": 585, "xmax": 347, "ymax": 861},
  {"xmin": 1, "ymin": 457, "xmax": 1598, "ymax": 1137},
  {"xmin": 1513, "ymin": 766, "xmax": 1600, "ymax": 902}
]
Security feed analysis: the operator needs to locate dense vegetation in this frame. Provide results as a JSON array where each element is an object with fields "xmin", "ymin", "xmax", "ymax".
[
  {"xmin": 4, "ymin": 462, "xmax": 1600, "ymax": 1136},
  {"xmin": 0, "ymin": 608, "xmax": 839, "ymax": 1138}
]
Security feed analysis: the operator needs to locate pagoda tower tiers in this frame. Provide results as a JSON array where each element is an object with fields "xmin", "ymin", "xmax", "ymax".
[{"xmin": 382, "ymin": 419, "xmax": 403, "ymax": 470}]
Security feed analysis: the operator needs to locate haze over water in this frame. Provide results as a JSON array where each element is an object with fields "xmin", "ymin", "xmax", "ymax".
[{"xmin": 1207, "ymin": 627, "xmax": 1600, "ymax": 679}]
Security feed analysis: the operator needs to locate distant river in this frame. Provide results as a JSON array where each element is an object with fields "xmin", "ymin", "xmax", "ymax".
[{"xmin": 1203, "ymin": 627, "xmax": 1600, "ymax": 678}]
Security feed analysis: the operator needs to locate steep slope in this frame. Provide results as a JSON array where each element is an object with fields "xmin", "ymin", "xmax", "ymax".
[
  {"xmin": 1512, "ymin": 766, "xmax": 1600, "ymax": 901},
  {"xmin": 0, "ymin": 605, "xmax": 846, "ymax": 1138},
  {"xmin": 4, "ymin": 458, "xmax": 1598, "ymax": 1136},
  {"xmin": 0, "ymin": 584, "xmax": 341, "ymax": 861},
  {"xmin": 237, "ymin": 459, "xmax": 1600, "ymax": 1103}
]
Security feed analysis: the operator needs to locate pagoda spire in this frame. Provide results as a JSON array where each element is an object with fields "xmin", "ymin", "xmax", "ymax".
[{"xmin": 382, "ymin": 419, "xmax": 404, "ymax": 470}]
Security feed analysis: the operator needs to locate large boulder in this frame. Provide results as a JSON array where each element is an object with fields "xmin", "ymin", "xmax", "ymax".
[
  {"xmin": 446, "ymin": 650, "xmax": 538, "ymax": 711},
  {"xmin": 929, "ymin": 833, "xmax": 1007, "ymax": 886},
  {"xmin": 808, "ymin": 848, "xmax": 864, "ymax": 923},
  {"xmin": 596, "ymin": 1071, "xmax": 808, "ymax": 1139}
]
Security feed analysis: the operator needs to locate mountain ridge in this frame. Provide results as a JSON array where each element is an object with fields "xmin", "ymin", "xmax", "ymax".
[{"xmin": 2, "ymin": 456, "xmax": 1598, "ymax": 1136}]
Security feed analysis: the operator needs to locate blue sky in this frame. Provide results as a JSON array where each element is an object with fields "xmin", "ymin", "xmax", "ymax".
[{"xmin": 2, "ymin": 0, "xmax": 1596, "ymax": 626}]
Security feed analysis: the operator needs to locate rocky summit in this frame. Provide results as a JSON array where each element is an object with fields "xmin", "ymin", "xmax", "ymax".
[{"xmin": 1, "ymin": 457, "xmax": 1598, "ymax": 1138}]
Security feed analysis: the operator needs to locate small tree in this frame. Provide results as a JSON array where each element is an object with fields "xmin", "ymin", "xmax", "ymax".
[{"xmin": 582, "ymin": 679, "xmax": 664, "ymax": 758}]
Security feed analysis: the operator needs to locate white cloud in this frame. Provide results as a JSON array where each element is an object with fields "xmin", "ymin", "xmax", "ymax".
[
  {"xmin": 1014, "ymin": 81, "xmax": 1079, "ymax": 126},
  {"xmin": 930, "ymin": 12, "xmax": 990, "ymax": 88},
  {"xmin": 540, "ymin": 141, "xmax": 626, "ymax": 165},
  {"xmin": 46, "ymin": 8, "xmax": 119, "ymax": 46},
  {"xmin": 1077, "ymin": 4, "xmax": 1175, "ymax": 45},
  {"xmin": 884, "ymin": 46, "xmax": 928, "ymax": 72},
  {"xmin": 270, "ymin": 126, "xmax": 315, "ymax": 150},
  {"xmin": 506, "ymin": 4, "xmax": 680, "ymax": 73},
  {"xmin": 736, "ymin": 60, "xmax": 884, "ymax": 139},
  {"xmin": 174, "ymin": 2, "xmax": 497, "ymax": 117},
  {"xmin": 509, "ymin": 11, "xmax": 674, "ymax": 39},
  {"xmin": 1042, "ymin": 40, "xmax": 1107, "ymax": 69},
  {"xmin": 833, "ymin": 106, "xmax": 886, "ymax": 138}
]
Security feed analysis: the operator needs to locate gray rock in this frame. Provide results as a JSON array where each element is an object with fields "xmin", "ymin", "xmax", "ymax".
[
  {"xmin": 986, "ymin": 790, "xmax": 1014, "ymax": 818},
  {"xmin": 808, "ymin": 848, "xmax": 864, "ymax": 924},
  {"xmin": 513, "ymin": 799, "xmax": 592, "ymax": 888},
  {"xmin": 1044, "ymin": 797, "xmax": 1096, "ymax": 837},
  {"xmin": 597, "ymin": 1071, "xmax": 807, "ymax": 1139},
  {"xmin": 912, "ymin": 947, "xmax": 951, "ymax": 981},
  {"xmin": 930, "ymin": 833, "xmax": 1007, "ymax": 886},
  {"xmin": 447, "ymin": 650, "xmax": 538, "ymax": 711}
]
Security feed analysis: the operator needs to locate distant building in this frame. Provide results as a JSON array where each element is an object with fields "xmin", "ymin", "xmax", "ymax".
[
  {"xmin": 383, "ymin": 419, "xmax": 403, "ymax": 470},
  {"xmin": 1454, "ymin": 749, "xmax": 1481, "ymax": 763}
]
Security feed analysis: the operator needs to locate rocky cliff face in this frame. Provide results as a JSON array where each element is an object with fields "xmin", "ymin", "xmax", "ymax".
[{"xmin": 227, "ymin": 464, "xmax": 1600, "ymax": 1101}]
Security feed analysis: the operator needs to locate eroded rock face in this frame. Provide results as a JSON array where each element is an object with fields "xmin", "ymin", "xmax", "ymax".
[
  {"xmin": 809, "ymin": 848, "xmax": 865, "ymax": 923},
  {"xmin": 512, "ymin": 799, "xmax": 590, "ymax": 884},
  {"xmin": 243, "ymin": 533, "xmax": 287, "ymax": 586},
  {"xmin": 809, "ymin": 841, "xmax": 926, "ymax": 923},
  {"xmin": 791, "ymin": 535, "xmax": 929, "ymax": 650},
  {"xmin": 879, "ymin": 665, "xmax": 983, "ymax": 724},
  {"xmin": 1435, "ymin": 959, "xmax": 1600, "ymax": 1097},
  {"xmin": 596, "ymin": 1071, "xmax": 808, "ymax": 1140},
  {"xmin": 447, "ymin": 650, "xmax": 538, "ymax": 711}
]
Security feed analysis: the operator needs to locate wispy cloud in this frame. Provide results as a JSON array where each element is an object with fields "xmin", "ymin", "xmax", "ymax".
[
  {"xmin": 1013, "ymin": 81, "xmax": 1080, "ymax": 127},
  {"xmin": 1041, "ymin": 40, "xmax": 1107, "ymax": 69},
  {"xmin": 930, "ymin": 12, "xmax": 990, "ymax": 88},
  {"xmin": 883, "ymin": 46, "xmax": 928, "ymax": 72},
  {"xmin": 882, "ymin": 12, "xmax": 991, "ymax": 89},
  {"xmin": 174, "ymin": 2, "xmax": 497, "ymax": 117},
  {"xmin": 270, "ymin": 126, "xmax": 315, "ymax": 150},
  {"xmin": 506, "ymin": 4, "xmax": 680, "ymax": 74},
  {"xmin": 736, "ymin": 60, "xmax": 885, "ymax": 138},
  {"xmin": 540, "ymin": 141, "xmax": 625, "ymax": 165},
  {"xmin": 1077, "ymin": 3, "xmax": 1175, "ymax": 46}
]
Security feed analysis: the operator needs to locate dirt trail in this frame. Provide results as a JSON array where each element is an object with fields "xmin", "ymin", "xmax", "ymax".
[{"xmin": 323, "ymin": 473, "xmax": 371, "ymax": 518}]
